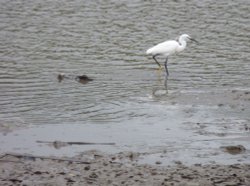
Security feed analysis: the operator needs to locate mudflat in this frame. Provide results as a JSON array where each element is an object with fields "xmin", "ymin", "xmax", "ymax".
[{"xmin": 1, "ymin": 151, "xmax": 250, "ymax": 186}]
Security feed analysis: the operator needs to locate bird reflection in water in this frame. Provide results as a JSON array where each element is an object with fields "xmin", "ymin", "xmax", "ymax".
[{"xmin": 152, "ymin": 75, "xmax": 168, "ymax": 97}]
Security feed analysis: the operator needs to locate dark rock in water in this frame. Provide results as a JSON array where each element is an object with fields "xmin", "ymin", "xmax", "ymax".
[
  {"xmin": 57, "ymin": 73, "xmax": 93, "ymax": 84},
  {"xmin": 244, "ymin": 91, "xmax": 250, "ymax": 95},
  {"xmin": 75, "ymin": 75, "xmax": 93, "ymax": 84},
  {"xmin": 221, "ymin": 145, "xmax": 246, "ymax": 155},
  {"xmin": 57, "ymin": 73, "xmax": 65, "ymax": 82},
  {"xmin": 76, "ymin": 75, "xmax": 93, "ymax": 81}
]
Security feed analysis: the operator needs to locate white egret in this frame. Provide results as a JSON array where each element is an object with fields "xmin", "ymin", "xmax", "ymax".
[{"xmin": 146, "ymin": 34, "xmax": 198, "ymax": 76}]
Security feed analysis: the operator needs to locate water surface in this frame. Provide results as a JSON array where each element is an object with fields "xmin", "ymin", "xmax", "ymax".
[{"xmin": 0, "ymin": 0, "xmax": 250, "ymax": 165}]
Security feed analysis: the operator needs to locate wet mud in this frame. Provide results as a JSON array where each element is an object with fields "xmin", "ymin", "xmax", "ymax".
[{"xmin": 1, "ymin": 151, "xmax": 250, "ymax": 186}]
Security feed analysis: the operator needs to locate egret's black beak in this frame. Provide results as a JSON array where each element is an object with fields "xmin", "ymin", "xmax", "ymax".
[{"xmin": 189, "ymin": 38, "xmax": 198, "ymax": 43}]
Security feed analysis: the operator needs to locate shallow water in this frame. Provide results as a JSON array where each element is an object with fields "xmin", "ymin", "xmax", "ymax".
[{"xmin": 0, "ymin": 0, "xmax": 250, "ymax": 164}]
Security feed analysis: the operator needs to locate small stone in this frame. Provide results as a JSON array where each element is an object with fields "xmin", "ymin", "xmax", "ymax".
[
  {"xmin": 89, "ymin": 172, "xmax": 98, "ymax": 179},
  {"xmin": 174, "ymin": 161, "xmax": 183, "ymax": 165},
  {"xmin": 151, "ymin": 170, "xmax": 158, "ymax": 176},
  {"xmin": 155, "ymin": 161, "xmax": 162, "ymax": 165},
  {"xmin": 84, "ymin": 166, "xmax": 90, "ymax": 171}
]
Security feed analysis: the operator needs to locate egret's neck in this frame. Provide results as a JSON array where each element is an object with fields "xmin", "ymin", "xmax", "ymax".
[{"xmin": 177, "ymin": 38, "xmax": 187, "ymax": 52}]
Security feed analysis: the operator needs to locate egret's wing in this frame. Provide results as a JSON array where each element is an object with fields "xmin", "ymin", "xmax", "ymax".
[
  {"xmin": 147, "ymin": 40, "xmax": 178, "ymax": 56},
  {"xmin": 155, "ymin": 40, "xmax": 178, "ymax": 54}
]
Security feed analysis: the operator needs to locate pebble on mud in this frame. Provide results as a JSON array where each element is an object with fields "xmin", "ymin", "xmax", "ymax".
[
  {"xmin": 155, "ymin": 161, "xmax": 162, "ymax": 165},
  {"xmin": 221, "ymin": 145, "xmax": 246, "ymax": 155}
]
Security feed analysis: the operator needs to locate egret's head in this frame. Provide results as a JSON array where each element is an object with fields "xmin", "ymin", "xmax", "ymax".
[{"xmin": 180, "ymin": 34, "xmax": 198, "ymax": 43}]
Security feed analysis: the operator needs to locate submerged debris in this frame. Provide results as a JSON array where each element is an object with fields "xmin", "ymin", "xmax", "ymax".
[
  {"xmin": 36, "ymin": 140, "xmax": 115, "ymax": 149},
  {"xmin": 57, "ymin": 73, "xmax": 93, "ymax": 84},
  {"xmin": 57, "ymin": 73, "xmax": 65, "ymax": 82}
]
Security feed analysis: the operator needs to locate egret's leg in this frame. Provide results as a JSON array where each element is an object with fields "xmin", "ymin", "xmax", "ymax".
[
  {"xmin": 153, "ymin": 55, "xmax": 163, "ymax": 70},
  {"xmin": 164, "ymin": 57, "xmax": 169, "ymax": 76}
]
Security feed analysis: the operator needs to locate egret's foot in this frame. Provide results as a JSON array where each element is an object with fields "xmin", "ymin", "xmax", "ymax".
[{"xmin": 158, "ymin": 65, "xmax": 164, "ymax": 71}]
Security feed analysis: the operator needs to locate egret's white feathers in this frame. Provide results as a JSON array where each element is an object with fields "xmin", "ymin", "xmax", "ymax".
[
  {"xmin": 146, "ymin": 40, "xmax": 179, "ymax": 56},
  {"xmin": 146, "ymin": 34, "xmax": 197, "ymax": 76},
  {"xmin": 146, "ymin": 34, "xmax": 191, "ymax": 57}
]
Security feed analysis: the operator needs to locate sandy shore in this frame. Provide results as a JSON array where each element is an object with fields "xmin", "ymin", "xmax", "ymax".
[{"xmin": 1, "ymin": 151, "xmax": 250, "ymax": 186}]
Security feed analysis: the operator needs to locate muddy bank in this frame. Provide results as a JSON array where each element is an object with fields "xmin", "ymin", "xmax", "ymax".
[{"xmin": 1, "ymin": 151, "xmax": 250, "ymax": 186}]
